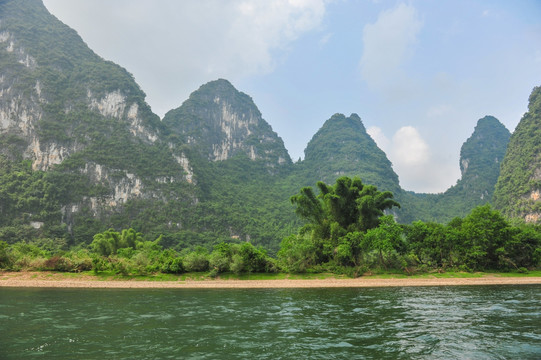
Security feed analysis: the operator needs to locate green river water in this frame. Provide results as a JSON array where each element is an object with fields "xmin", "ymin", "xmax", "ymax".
[{"xmin": 0, "ymin": 285, "xmax": 540, "ymax": 359}]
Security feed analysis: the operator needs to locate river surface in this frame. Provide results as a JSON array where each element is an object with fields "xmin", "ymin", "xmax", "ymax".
[{"xmin": 1, "ymin": 285, "xmax": 540, "ymax": 359}]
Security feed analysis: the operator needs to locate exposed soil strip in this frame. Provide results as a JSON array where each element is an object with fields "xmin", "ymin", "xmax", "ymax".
[{"xmin": 1, "ymin": 272, "xmax": 540, "ymax": 289}]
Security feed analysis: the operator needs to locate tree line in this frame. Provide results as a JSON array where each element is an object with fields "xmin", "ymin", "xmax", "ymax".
[{"xmin": 1, "ymin": 177, "xmax": 539, "ymax": 276}]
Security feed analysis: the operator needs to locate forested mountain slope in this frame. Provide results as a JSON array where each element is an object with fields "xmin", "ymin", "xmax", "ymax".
[
  {"xmin": 294, "ymin": 113, "xmax": 400, "ymax": 194},
  {"xmin": 401, "ymin": 116, "xmax": 511, "ymax": 223},
  {"xmin": 493, "ymin": 86, "xmax": 541, "ymax": 223},
  {"xmin": 161, "ymin": 79, "xmax": 297, "ymax": 251},
  {"xmin": 0, "ymin": 0, "xmax": 299, "ymax": 252},
  {"xmin": 0, "ymin": 0, "xmax": 195, "ymax": 245},
  {"xmin": 456, "ymin": 116, "xmax": 511, "ymax": 201},
  {"xmin": 0, "ymin": 0, "xmax": 525, "ymax": 254}
]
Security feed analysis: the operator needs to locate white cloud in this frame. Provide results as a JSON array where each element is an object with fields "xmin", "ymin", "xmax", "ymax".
[
  {"xmin": 43, "ymin": 0, "xmax": 327, "ymax": 117},
  {"xmin": 227, "ymin": 0, "xmax": 326, "ymax": 74},
  {"xmin": 368, "ymin": 125, "xmax": 459, "ymax": 193},
  {"xmin": 367, "ymin": 126, "xmax": 390, "ymax": 152},
  {"xmin": 359, "ymin": 3, "xmax": 422, "ymax": 91},
  {"xmin": 391, "ymin": 126, "xmax": 429, "ymax": 166}
]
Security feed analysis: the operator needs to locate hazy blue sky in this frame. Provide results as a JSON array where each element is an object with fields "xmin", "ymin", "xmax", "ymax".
[{"xmin": 42, "ymin": 0, "xmax": 541, "ymax": 193}]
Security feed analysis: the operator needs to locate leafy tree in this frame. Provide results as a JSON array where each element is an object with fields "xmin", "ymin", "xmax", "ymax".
[
  {"xmin": 500, "ymin": 224, "xmax": 541, "ymax": 269},
  {"xmin": 209, "ymin": 242, "xmax": 233, "ymax": 273},
  {"xmin": 277, "ymin": 234, "xmax": 318, "ymax": 272},
  {"xmin": 406, "ymin": 221, "xmax": 455, "ymax": 268},
  {"xmin": 182, "ymin": 246, "xmax": 210, "ymax": 272},
  {"xmin": 285, "ymin": 176, "xmax": 400, "ymax": 269},
  {"xmin": 460, "ymin": 204, "xmax": 511, "ymax": 270},
  {"xmin": 334, "ymin": 231, "xmax": 363, "ymax": 267},
  {"xmin": 0, "ymin": 241, "xmax": 11, "ymax": 268},
  {"xmin": 363, "ymin": 215, "xmax": 403, "ymax": 269},
  {"xmin": 291, "ymin": 176, "xmax": 399, "ymax": 235},
  {"xmin": 237, "ymin": 242, "xmax": 268, "ymax": 273},
  {"xmin": 230, "ymin": 254, "xmax": 245, "ymax": 275},
  {"xmin": 161, "ymin": 256, "xmax": 185, "ymax": 274},
  {"xmin": 90, "ymin": 228, "xmax": 144, "ymax": 256}
]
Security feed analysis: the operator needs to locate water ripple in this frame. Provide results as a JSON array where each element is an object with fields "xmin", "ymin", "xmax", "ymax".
[{"xmin": 0, "ymin": 285, "xmax": 540, "ymax": 359}]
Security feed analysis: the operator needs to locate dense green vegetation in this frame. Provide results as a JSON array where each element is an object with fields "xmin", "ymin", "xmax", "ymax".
[
  {"xmin": 0, "ymin": 0, "xmax": 537, "ymax": 266},
  {"xmin": 2, "ymin": 177, "xmax": 538, "ymax": 276},
  {"xmin": 296, "ymin": 114, "xmax": 400, "ymax": 193},
  {"xmin": 278, "ymin": 177, "xmax": 540, "ymax": 274},
  {"xmin": 279, "ymin": 176, "xmax": 400, "ymax": 272},
  {"xmin": 434, "ymin": 116, "xmax": 510, "ymax": 216},
  {"xmin": 494, "ymin": 86, "xmax": 541, "ymax": 221},
  {"xmin": 0, "ymin": 156, "xmax": 66, "ymax": 242},
  {"xmin": 0, "ymin": 227, "xmax": 277, "ymax": 277}
]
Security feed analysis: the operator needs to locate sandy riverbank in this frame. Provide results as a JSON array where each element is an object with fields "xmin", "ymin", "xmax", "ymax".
[{"xmin": 1, "ymin": 272, "xmax": 540, "ymax": 289}]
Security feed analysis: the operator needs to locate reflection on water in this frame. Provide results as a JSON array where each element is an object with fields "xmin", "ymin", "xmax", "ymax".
[{"xmin": 0, "ymin": 285, "xmax": 540, "ymax": 359}]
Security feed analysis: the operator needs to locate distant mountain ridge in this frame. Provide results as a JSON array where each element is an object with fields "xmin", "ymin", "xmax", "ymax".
[
  {"xmin": 1, "ymin": 0, "xmax": 532, "ymax": 254},
  {"xmin": 422, "ymin": 115, "xmax": 511, "ymax": 221}
]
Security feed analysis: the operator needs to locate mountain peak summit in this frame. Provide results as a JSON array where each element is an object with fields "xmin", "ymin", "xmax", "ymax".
[
  {"xmin": 301, "ymin": 113, "xmax": 399, "ymax": 192},
  {"xmin": 163, "ymin": 79, "xmax": 291, "ymax": 166}
]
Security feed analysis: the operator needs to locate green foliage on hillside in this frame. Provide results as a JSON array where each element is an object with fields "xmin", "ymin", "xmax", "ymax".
[
  {"xmin": 442, "ymin": 116, "xmax": 510, "ymax": 208},
  {"xmin": 297, "ymin": 114, "xmax": 400, "ymax": 193},
  {"xmin": 0, "ymin": 0, "xmax": 535, "ymax": 259},
  {"xmin": 0, "ymin": 156, "xmax": 66, "ymax": 242},
  {"xmin": 0, "ymin": 0, "xmax": 198, "ymax": 248},
  {"xmin": 494, "ymin": 86, "xmax": 541, "ymax": 221},
  {"xmin": 159, "ymin": 79, "xmax": 299, "ymax": 253},
  {"xmin": 397, "ymin": 116, "xmax": 511, "ymax": 224},
  {"xmin": 182, "ymin": 153, "xmax": 300, "ymax": 253}
]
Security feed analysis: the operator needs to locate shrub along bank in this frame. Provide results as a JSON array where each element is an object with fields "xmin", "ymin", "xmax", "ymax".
[{"xmin": 0, "ymin": 177, "xmax": 539, "ymax": 277}]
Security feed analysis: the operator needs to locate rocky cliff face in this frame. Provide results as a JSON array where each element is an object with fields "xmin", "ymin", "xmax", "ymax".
[
  {"xmin": 0, "ymin": 0, "xmax": 294, "ymax": 248},
  {"xmin": 0, "ymin": 0, "xmax": 196, "ymax": 241},
  {"xmin": 0, "ymin": 0, "xmax": 159, "ymax": 168},
  {"xmin": 494, "ymin": 86, "xmax": 541, "ymax": 223},
  {"xmin": 163, "ymin": 79, "xmax": 291, "ymax": 170}
]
